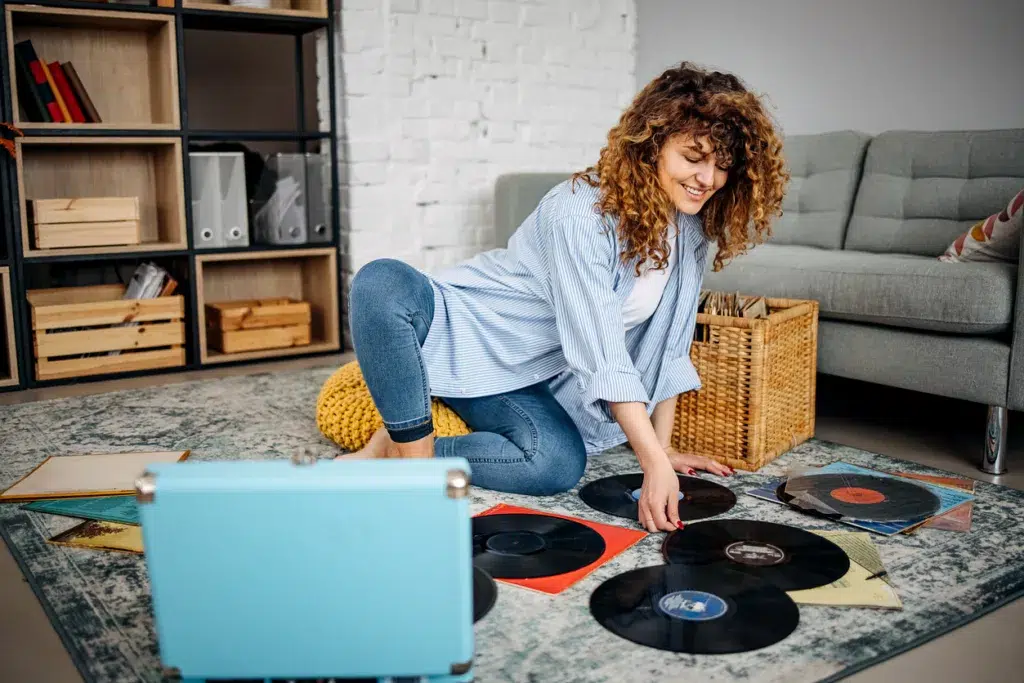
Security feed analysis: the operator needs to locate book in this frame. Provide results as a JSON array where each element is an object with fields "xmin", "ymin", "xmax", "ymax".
[
  {"xmin": 787, "ymin": 530, "xmax": 901, "ymax": 609},
  {"xmin": 62, "ymin": 62, "xmax": 102, "ymax": 123},
  {"xmin": 22, "ymin": 495, "xmax": 140, "ymax": 525},
  {"xmin": 48, "ymin": 520, "xmax": 143, "ymax": 554},
  {"xmin": 0, "ymin": 450, "xmax": 190, "ymax": 502},
  {"xmin": 13, "ymin": 40, "xmax": 59, "ymax": 122},
  {"xmin": 48, "ymin": 62, "xmax": 87, "ymax": 123}
]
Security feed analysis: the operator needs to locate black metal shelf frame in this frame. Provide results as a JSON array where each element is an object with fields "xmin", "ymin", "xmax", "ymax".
[{"xmin": 0, "ymin": 0, "xmax": 343, "ymax": 391}]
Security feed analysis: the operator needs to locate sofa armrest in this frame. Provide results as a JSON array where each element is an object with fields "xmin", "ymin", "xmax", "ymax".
[{"xmin": 1008, "ymin": 226, "xmax": 1024, "ymax": 411}]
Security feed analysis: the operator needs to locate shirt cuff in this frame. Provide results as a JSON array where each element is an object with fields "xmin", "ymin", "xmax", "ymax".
[{"xmin": 582, "ymin": 368, "xmax": 650, "ymax": 422}]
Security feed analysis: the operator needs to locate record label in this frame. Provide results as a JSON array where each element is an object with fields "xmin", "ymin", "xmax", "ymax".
[
  {"xmin": 590, "ymin": 565, "xmax": 799, "ymax": 654},
  {"xmin": 662, "ymin": 519, "xmax": 849, "ymax": 591},
  {"xmin": 724, "ymin": 541, "xmax": 786, "ymax": 566},
  {"xmin": 579, "ymin": 473, "xmax": 736, "ymax": 522},
  {"xmin": 830, "ymin": 487, "xmax": 886, "ymax": 505},
  {"xmin": 658, "ymin": 590, "xmax": 729, "ymax": 622}
]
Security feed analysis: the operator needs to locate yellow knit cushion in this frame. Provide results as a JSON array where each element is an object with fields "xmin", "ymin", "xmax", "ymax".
[{"xmin": 316, "ymin": 360, "xmax": 472, "ymax": 451}]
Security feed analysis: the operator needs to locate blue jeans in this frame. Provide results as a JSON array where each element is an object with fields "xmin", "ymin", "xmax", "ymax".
[{"xmin": 348, "ymin": 258, "xmax": 587, "ymax": 495}]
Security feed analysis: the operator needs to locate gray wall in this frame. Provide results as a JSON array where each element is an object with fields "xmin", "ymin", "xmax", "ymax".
[{"xmin": 636, "ymin": 0, "xmax": 1024, "ymax": 135}]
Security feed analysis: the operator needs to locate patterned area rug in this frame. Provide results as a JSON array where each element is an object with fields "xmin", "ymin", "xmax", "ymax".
[{"xmin": 1, "ymin": 366, "xmax": 1023, "ymax": 683}]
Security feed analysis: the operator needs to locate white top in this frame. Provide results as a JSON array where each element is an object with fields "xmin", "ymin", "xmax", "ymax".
[{"xmin": 622, "ymin": 229, "xmax": 678, "ymax": 329}]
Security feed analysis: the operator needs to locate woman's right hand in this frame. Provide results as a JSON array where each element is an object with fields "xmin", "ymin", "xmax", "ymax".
[{"xmin": 638, "ymin": 458, "xmax": 684, "ymax": 533}]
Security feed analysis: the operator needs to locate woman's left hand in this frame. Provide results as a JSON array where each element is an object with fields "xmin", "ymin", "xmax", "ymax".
[{"xmin": 664, "ymin": 447, "xmax": 734, "ymax": 477}]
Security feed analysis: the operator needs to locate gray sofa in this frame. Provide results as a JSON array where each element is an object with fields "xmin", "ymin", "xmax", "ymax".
[{"xmin": 492, "ymin": 128, "xmax": 1023, "ymax": 474}]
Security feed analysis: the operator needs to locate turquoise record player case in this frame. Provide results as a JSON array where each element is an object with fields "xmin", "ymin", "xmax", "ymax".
[{"xmin": 135, "ymin": 453, "xmax": 475, "ymax": 682}]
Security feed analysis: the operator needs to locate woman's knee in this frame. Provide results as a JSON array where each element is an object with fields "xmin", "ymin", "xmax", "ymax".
[
  {"xmin": 527, "ymin": 425, "xmax": 587, "ymax": 495},
  {"xmin": 349, "ymin": 258, "xmax": 431, "ymax": 328}
]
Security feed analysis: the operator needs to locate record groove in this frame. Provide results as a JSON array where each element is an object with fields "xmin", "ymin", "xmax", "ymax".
[
  {"xmin": 579, "ymin": 473, "xmax": 736, "ymax": 522},
  {"xmin": 662, "ymin": 519, "xmax": 849, "ymax": 591},
  {"xmin": 590, "ymin": 564, "xmax": 799, "ymax": 654},
  {"xmin": 780, "ymin": 473, "xmax": 941, "ymax": 522},
  {"xmin": 472, "ymin": 513, "xmax": 606, "ymax": 579}
]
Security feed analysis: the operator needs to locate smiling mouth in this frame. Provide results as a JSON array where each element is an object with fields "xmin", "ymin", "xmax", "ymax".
[{"xmin": 681, "ymin": 183, "xmax": 709, "ymax": 199}]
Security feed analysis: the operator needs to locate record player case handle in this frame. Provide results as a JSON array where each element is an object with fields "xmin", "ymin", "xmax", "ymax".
[
  {"xmin": 135, "ymin": 471, "xmax": 156, "ymax": 504},
  {"xmin": 446, "ymin": 469, "xmax": 470, "ymax": 499}
]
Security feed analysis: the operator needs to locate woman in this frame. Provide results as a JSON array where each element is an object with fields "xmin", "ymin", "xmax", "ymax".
[{"xmin": 343, "ymin": 62, "xmax": 788, "ymax": 533}]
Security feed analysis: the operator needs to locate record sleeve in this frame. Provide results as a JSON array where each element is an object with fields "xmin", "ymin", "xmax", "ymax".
[{"xmin": 473, "ymin": 504, "xmax": 647, "ymax": 595}]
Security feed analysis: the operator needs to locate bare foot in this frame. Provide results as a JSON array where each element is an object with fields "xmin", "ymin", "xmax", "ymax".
[{"xmin": 335, "ymin": 426, "xmax": 396, "ymax": 460}]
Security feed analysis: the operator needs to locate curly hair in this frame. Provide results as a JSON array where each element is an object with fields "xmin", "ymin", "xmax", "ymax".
[{"xmin": 572, "ymin": 62, "xmax": 789, "ymax": 273}]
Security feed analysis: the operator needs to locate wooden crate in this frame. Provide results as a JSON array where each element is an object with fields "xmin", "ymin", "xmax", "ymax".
[
  {"xmin": 27, "ymin": 284, "xmax": 186, "ymax": 381},
  {"xmin": 205, "ymin": 297, "xmax": 311, "ymax": 354},
  {"xmin": 30, "ymin": 196, "xmax": 141, "ymax": 249},
  {"xmin": 671, "ymin": 296, "xmax": 819, "ymax": 472}
]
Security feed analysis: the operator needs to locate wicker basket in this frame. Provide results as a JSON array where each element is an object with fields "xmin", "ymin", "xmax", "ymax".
[{"xmin": 671, "ymin": 296, "xmax": 819, "ymax": 472}]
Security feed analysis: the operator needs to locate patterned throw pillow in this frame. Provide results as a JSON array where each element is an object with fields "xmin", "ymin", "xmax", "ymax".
[{"xmin": 940, "ymin": 188, "xmax": 1023, "ymax": 262}]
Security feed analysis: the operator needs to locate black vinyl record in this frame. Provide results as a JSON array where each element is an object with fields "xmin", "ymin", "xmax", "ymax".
[
  {"xmin": 473, "ymin": 566, "xmax": 497, "ymax": 622},
  {"xmin": 590, "ymin": 564, "xmax": 799, "ymax": 654},
  {"xmin": 472, "ymin": 513, "xmax": 606, "ymax": 579},
  {"xmin": 661, "ymin": 519, "xmax": 849, "ymax": 591},
  {"xmin": 579, "ymin": 473, "xmax": 737, "ymax": 522},
  {"xmin": 779, "ymin": 473, "xmax": 941, "ymax": 522}
]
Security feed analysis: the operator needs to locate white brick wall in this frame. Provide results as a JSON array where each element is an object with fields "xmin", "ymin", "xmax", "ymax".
[{"xmin": 321, "ymin": 0, "xmax": 638, "ymax": 346}]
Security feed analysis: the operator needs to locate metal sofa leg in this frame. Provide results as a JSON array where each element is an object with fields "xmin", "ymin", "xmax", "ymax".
[{"xmin": 981, "ymin": 405, "xmax": 1008, "ymax": 475}]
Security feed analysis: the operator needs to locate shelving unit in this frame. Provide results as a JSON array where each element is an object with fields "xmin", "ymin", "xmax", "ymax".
[{"xmin": 0, "ymin": 0, "xmax": 341, "ymax": 391}]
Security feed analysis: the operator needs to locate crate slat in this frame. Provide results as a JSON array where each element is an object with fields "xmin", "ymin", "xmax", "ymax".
[
  {"xmin": 208, "ymin": 324, "xmax": 311, "ymax": 354},
  {"xmin": 32, "ymin": 297, "xmax": 184, "ymax": 331},
  {"xmin": 36, "ymin": 347, "xmax": 185, "ymax": 382},
  {"xmin": 29, "ymin": 197, "xmax": 140, "ymax": 225},
  {"xmin": 35, "ymin": 220, "xmax": 142, "ymax": 250},
  {"xmin": 206, "ymin": 298, "xmax": 311, "ymax": 331},
  {"xmin": 35, "ymin": 321, "xmax": 185, "ymax": 357}
]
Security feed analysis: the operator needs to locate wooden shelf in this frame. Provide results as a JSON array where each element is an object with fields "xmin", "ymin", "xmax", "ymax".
[
  {"xmin": 0, "ymin": 268, "xmax": 19, "ymax": 388},
  {"xmin": 6, "ymin": 5, "xmax": 180, "ymax": 129},
  {"xmin": 182, "ymin": 0, "xmax": 327, "ymax": 20},
  {"xmin": 15, "ymin": 136, "xmax": 187, "ymax": 258},
  {"xmin": 195, "ymin": 247, "xmax": 339, "ymax": 364}
]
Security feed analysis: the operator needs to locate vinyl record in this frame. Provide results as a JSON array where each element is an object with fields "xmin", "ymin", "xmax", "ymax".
[
  {"xmin": 474, "ymin": 566, "xmax": 497, "ymax": 622},
  {"xmin": 472, "ymin": 513, "xmax": 606, "ymax": 579},
  {"xmin": 590, "ymin": 564, "xmax": 799, "ymax": 654},
  {"xmin": 661, "ymin": 519, "xmax": 849, "ymax": 591},
  {"xmin": 779, "ymin": 473, "xmax": 941, "ymax": 522},
  {"xmin": 579, "ymin": 473, "xmax": 737, "ymax": 522}
]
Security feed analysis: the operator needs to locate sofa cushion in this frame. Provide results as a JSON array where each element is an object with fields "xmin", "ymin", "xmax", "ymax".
[
  {"xmin": 494, "ymin": 173, "xmax": 570, "ymax": 247},
  {"xmin": 845, "ymin": 129, "xmax": 1024, "ymax": 256},
  {"xmin": 770, "ymin": 130, "xmax": 871, "ymax": 249},
  {"xmin": 703, "ymin": 243, "xmax": 1016, "ymax": 334}
]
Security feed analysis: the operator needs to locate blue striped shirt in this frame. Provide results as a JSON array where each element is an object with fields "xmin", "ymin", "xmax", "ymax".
[{"xmin": 420, "ymin": 178, "xmax": 711, "ymax": 454}]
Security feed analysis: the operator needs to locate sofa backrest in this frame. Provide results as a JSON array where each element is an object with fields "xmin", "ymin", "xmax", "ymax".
[
  {"xmin": 494, "ymin": 172, "xmax": 571, "ymax": 247},
  {"xmin": 770, "ymin": 130, "xmax": 872, "ymax": 249},
  {"xmin": 844, "ymin": 129, "xmax": 1024, "ymax": 256}
]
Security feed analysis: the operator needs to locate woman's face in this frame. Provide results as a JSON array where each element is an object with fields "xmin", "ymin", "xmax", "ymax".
[{"xmin": 656, "ymin": 133, "xmax": 729, "ymax": 215}]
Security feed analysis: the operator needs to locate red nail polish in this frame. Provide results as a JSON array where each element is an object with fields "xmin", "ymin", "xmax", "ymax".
[
  {"xmin": 676, "ymin": 521, "xmax": 685, "ymax": 529},
  {"xmin": 688, "ymin": 469, "xmax": 696, "ymax": 475}
]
